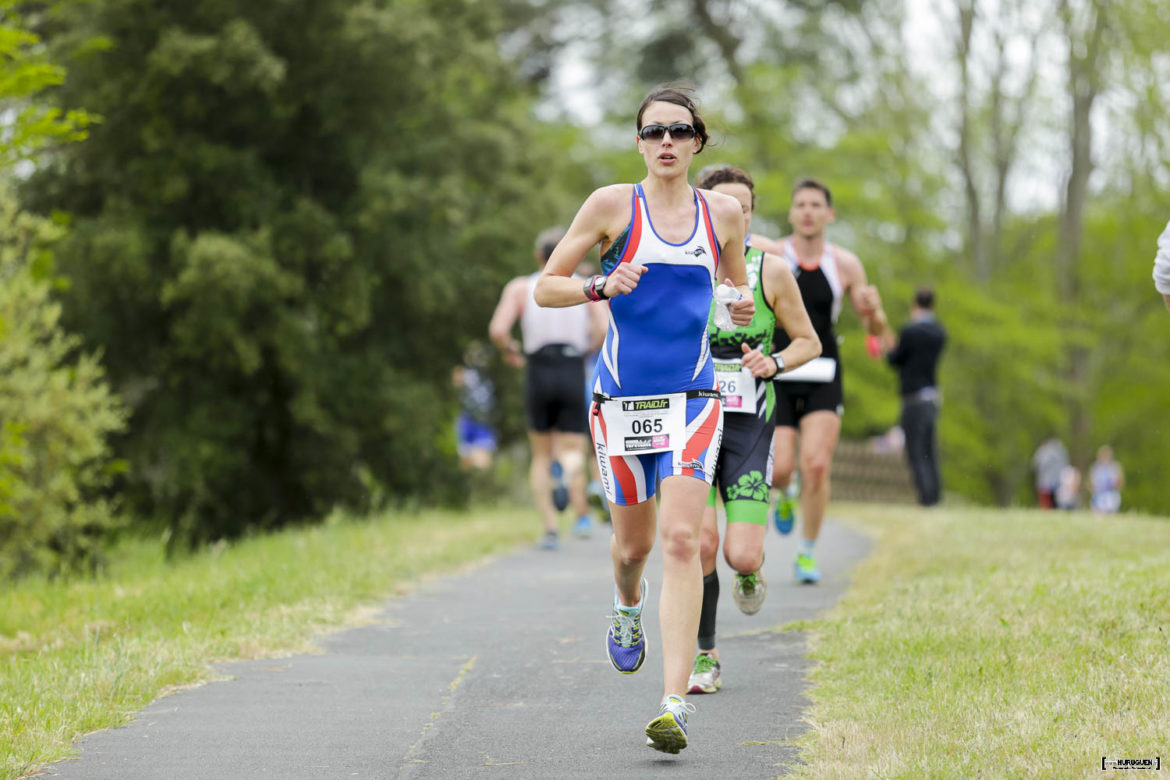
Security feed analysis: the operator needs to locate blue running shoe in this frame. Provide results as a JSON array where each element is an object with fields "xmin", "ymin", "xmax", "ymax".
[
  {"xmin": 573, "ymin": 515, "xmax": 592, "ymax": 539},
  {"xmin": 606, "ymin": 577, "xmax": 647, "ymax": 673},
  {"xmin": 773, "ymin": 495, "xmax": 796, "ymax": 535},
  {"xmin": 540, "ymin": 529, "xmax": 559, "ymax": 551},
  {"xmin": 550, "ymin": 460, "xmax": 569, "ymax": 512},
  {"xmin": 794, "ymin": 552, "xmax": 821, "ymax": 583},
  {"xmin": 645, "ymin": 695, "xmax": 695, "ymax": 754}
]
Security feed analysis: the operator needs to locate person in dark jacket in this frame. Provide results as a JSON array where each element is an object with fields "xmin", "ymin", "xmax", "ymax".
[{"xmin": 880, "ymin": 287, "xmax": 947, "ymax": 506}]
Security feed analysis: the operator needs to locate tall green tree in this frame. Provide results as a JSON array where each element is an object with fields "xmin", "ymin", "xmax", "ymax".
[
  {"xmin": 0, "ymin": 1, "xmax": 122, "ymax": 578},
  {"xmin": 26, "ymin": 0, "xmax": 583, "ymax": 545}
]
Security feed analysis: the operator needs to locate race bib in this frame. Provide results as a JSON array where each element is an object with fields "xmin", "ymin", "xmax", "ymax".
[
  {"xmin": 604, "ymin": 392, "xmax": 688, "ymax": 456},
  {"xmin": 713, "ymin": 358, "xmax": 756, "ymax": 414},
  {"xmin": 777, "ymin": 357, "xmax": 837, "ymax": 383}
]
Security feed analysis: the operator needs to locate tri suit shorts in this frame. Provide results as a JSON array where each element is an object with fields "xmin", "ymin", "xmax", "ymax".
[
  {"xmin": 590, "ymin": 392, "xmax": 723, "ymax": 506},
  {"xmin": 707, "ymin": 409, "xmax": 775, "ymax": 525}
]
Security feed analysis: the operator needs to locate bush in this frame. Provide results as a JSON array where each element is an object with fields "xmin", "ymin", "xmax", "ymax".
[{"xmin": 0, "ymin": 201, "xmax": 126, "ymax": 578}]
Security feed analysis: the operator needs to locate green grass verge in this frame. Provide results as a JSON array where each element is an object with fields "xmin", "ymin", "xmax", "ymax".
[
  {"xmin": 792, "ymin": 503, "xmax": 1170, "ymax": 779},
  {"xmin": 1, "ymin": 505, "xmax": 536, "ymax": 780}
]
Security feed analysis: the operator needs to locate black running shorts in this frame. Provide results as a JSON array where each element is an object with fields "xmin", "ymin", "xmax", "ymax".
[
  {"xmin": 773, "ymin": 372, "xmax": 844, "ymax": 427},
  {"xmin": 525, "ymin": 346, "xmax": 588, "ymax": 434}
]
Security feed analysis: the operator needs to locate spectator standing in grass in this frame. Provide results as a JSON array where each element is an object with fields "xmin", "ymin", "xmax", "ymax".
[
  {"xmin": 1031, "ymin": 437, "xmax": 1068, "ymax": 510},
  {"xmin": 1089, "ymin": 445, "xmax": 1124, "ymax": 514},
  {"xmin": 877, "ymin": 287, "xmax": 947, "ymax": 507}
]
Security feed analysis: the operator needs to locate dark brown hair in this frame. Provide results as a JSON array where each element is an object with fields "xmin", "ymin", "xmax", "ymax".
[
  {"xmin": 636, "ymin": 84, "xmax": 709, "ymax": 152},
  {"xmin": 792, "ymin": 178, "xmax": 832, "ymax": 207},
  {"xmin": 696, "ymin": 164, "xmax": 755, "ymax": 210},
  {"xmin": 914, "ymin": 286, "xmax": 935, "ymax": 309}
]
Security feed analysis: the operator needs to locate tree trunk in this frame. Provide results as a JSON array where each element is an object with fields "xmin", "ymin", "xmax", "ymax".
[{"xmin": 1056, "ymin": 0, "xmax": 1107, "ymax": 468}]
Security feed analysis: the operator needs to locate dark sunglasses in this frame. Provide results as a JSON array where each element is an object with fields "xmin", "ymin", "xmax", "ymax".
[{"xmin": 638, "ymin": 123, "xmax": 697, "ymax": 142}]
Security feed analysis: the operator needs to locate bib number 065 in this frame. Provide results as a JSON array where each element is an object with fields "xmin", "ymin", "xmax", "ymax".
[{"xmin": 630, "ymin": 418, "xmax": 664, "ymax": 435}]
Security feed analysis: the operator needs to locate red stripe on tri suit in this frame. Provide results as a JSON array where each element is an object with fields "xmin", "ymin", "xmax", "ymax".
[
  {"xmin": 595, "ymin": 403, "xmax": 641, "ymax": 504},
  {"xmin": 618, "ymin": 189, "xmax": 643, "ymax": 265},
  {"xmin": 697, "ymin": 192, "xmax": 721, "ymax": 276},
  {"xmin": 680, "ymin": 398, "xmax": 721, "ymax": 478}
]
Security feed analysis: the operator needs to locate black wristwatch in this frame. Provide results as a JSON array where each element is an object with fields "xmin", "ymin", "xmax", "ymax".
[
  {"xmin": 769, "ymin": 352, "xmax": 785, "ymax": 378},
  {"xmin": 587, "ymin": 274, "xmax": 610, "ymax": 301}
]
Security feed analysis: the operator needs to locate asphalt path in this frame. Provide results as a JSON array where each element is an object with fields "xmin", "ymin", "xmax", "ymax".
[{"xmin": 42, "ymin": 514, "xmax": 870, "ymax": 780}]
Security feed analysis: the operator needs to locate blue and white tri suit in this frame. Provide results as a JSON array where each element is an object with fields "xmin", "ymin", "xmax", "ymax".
[{"xmin": 590, "ymin": 183, "xmax": 725, "ymax": 506}]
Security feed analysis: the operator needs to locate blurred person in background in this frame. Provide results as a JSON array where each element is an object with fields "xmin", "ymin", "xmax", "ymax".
[
  {"xmin": 878, "ymin": 287, "xmax": 947, "ymax": 507},
  {"xmin": 1089, "ymin": 445, "xmax": 1124, "ymax": 515},
  {"xmin": 489, "ymin": 227, "xmax": 607, "ymax": 549},
  {"xmin": 1155, "ymin": 219, "xmax": 1170, "ymax": 310},
  {"xmin": 452, "ymin": 341, "xmax": 497, "ymax": 471},
  {"xmin": 752, "ymin": 179, "xmax": 890, "ymax": 583},
  {"xmin": 1032, "ymin": 436, "xmax": 1068, "ymax": 510},
  {"xmin": 1055, "ymin": 464, "xmax": 1081, "ymax": 511}
]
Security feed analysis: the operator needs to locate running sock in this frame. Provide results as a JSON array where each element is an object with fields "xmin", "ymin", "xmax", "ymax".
[
  {"xmin": 800, "ymin": 539, "xmax": 816, "ymax": 555},
  {"xmin": 615, "ymin": 586, "xmax": 644, "ymax": 614},
  {"xmin": 697, "ymin": 571, "xmax": 719, "ymax": 651}
]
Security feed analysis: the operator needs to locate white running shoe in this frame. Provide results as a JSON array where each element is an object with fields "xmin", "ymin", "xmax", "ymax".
[
  {"xmin": 687, "ymin": 653, "xmax": 722, "ymax": 694},
  {"xmin": 732, "ymin": 570, "xmax": 767, "ymax": 615}
]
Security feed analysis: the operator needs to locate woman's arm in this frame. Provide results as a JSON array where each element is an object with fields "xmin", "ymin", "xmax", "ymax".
[{"xmin": 535, "ymin": 185, "xmax": 644, "ymax": 308}]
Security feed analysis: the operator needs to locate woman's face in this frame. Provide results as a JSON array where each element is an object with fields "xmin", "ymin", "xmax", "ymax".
[
  {"xmin": 713, "ymin": 181, "xmax": 753, "ymax": 233},
  {"xmin": 636, "ymin": 101, "xmax": 701, "ymax": 176}
]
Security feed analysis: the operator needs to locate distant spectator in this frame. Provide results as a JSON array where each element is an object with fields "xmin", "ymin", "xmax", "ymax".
[
  {"xmin": 1032, "ymin": 437, "xmax": 1068, "ymax": 510},
  {"xmin": 881, "ymin": 287, "xmax": 946, "ymax": 507},
  {"xmin": 452, "ymin": 341, "xmax": 497, "ymax": 471},
  {"xmin": 1089, "ymin": 445, "xmax": 1125, "ymax": 514},
  {"xmin": 1055, "ymin": 465, "xmax": 1080, "ymax": 511},
  {"xmin": 1155, "ymin": 219, "xmax": 1170, "ymax": 310}
]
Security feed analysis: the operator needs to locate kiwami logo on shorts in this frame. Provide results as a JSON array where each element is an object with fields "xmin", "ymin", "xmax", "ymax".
[
  {"xmin": 1101, "ymin": 756, "xmax": 1161, "ymax": 771},
  {"xmin": 622, "ymin": 398, "xmax": 669, "ymax": 412},
  {"xmin": 623, "ymin": 435, "xmax": 670, "ymax": 451},
  {"xmin": 684, "ymin": 246, "xmax": 707, "ymax": 258}
]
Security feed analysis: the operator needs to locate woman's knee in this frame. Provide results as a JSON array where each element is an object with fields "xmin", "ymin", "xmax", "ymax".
[
  {"xmin": 660, "ymin": 522, "xmax": 699, "ymax": 562},
  {"xmin": 614, "ymin": 535, "xmax": 653, "ymax": 565}
]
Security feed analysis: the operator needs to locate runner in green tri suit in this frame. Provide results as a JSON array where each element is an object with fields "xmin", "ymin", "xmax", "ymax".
[{"xmin": 687, "ymin": 165, "xmax": 821, "ymax": 695}]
